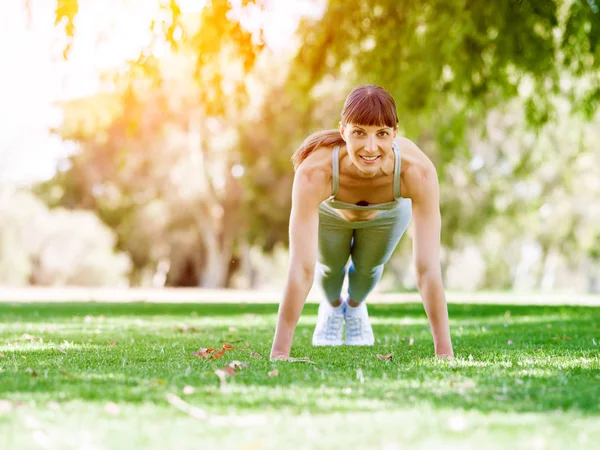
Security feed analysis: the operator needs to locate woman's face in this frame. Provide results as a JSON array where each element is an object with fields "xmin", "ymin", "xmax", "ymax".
[{"xmin": 340, "ymin": 122, "xmax": 397, "ymax": 177}]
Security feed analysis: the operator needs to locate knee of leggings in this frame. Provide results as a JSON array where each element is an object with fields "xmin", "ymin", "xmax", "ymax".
[
  {"xmin": 350, "ymin": 263, "xmax": 383, "ymax": 278},
  {"xmin": 317, "ymin": 263, "xmax": 346, "ymax": 278}
]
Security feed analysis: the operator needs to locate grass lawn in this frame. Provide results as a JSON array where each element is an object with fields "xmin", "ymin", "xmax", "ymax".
[{"xmin": 1, "ymin": 300, "xmax": 599, "ymax": 449}]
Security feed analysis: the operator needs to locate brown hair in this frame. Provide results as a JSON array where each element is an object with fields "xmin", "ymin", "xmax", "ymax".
[{"xmin": 291, "ymin": 85, "xmax": 398, "ymax": 170}]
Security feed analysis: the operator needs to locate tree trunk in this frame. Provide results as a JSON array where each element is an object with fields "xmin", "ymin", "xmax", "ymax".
[{"xmin": 198, "ymin": 222, "xmax": 232, "ymax": 288}]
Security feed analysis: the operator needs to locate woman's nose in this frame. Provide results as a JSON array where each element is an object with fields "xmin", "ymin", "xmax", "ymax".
[{"xmin": 365, "ymin": 135, "xmax": 376, "ymax": 152}]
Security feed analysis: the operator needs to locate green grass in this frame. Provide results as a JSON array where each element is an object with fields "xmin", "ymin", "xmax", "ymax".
[{"xmin": 1, "ymin": 301, "xmax": 599, "ymax": 449}]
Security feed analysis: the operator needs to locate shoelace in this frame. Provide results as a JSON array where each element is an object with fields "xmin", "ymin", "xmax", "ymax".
[
  {"xmin": 324, "ymin": 315, "xmax": 344, "ymax": 340},
  {"xmin": 346, "ymin": 316, "xmax": 362, "ymax": 338}
]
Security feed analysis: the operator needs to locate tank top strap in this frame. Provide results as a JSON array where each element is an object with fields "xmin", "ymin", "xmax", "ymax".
[
  {"xmin": 392, "ymin": 142, "xmax": 402, "ymax": 199},
  {"xmin": 330, "ymin": 146, "xmax": 340, "ymax": 197}
]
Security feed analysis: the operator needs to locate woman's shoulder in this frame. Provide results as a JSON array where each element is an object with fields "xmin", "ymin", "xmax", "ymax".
[
  {"xmin": 396, "ymin": 137, "xmax": 436, "ymax": 175},
  {"xmin": 294, "ymin": 145, "xmax": 334, "ymax": 195},
  {"xmin": 297, "ymin": 145, "xmax": 335, "ymax": 175},
  {"xmin": 396, "ymin": 137, "xmax": 438, "ymax": 199}
]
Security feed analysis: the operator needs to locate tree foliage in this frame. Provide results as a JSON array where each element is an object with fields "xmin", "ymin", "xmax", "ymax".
[
  {"xmin": 40, "ymin": 0, "xmax": 268, "ymax": 287},
  {"xmin": 39, "ymin": 0, "xmax": 600, "ymax": 291},
  {"xmin": 285, "ymin": 0, "xmax": 600, "ymax": 258},
  {"xmin": 292, "ymin": 0, "xmax": 599, "ymax": 120}
]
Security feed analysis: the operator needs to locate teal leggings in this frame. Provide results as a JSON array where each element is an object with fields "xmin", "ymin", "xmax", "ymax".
[{"xmin": 316, "ymin": 199, "xmax": 413, "ymax": 304}]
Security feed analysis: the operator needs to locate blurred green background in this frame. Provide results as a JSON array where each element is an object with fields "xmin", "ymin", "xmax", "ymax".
[{"xmin": 2, "ymin": 0, "xmax": 600, "ymax": 294}]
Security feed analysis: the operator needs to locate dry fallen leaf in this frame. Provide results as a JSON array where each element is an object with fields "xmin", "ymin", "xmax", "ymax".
[
  {"xmin": 228, "ymin": 361, "xmax": 249, "ymax": 370},
  {"xmin": 192, "ymin": 343, "xmax": 235, "ymax": 360},
  {"xmin": 104, "ymin": 402, "xmax": 120, "ymax": 416},
  {"xmin": 53, "ymin": 346, "xmax": 66, "ymax": 354},
  {"xmin": 191, "ymin": 348, "xmax": 217, "ymax": 358},
  {"xmin": 110, "ymin": 340, "xmax": 117, "ymax": 347},
  {"xmin": 217, "ymin": 366, "xmax": 238, "ymax": 377},
  {"xmin": 209, "ymin": 348, "xmax": 227, "ymax": 360},
  {"xmin": 150, "ymin": 379, "xmax": 167, "ymax": 387},
  {"xmin": 249, "ymin": 351, "xmax": 262, "ymax": 359},
  {"xmin": 0, "ymin": 353, "xmax": 4, "ymax": 358},
  {"xmin": 25, "ymin": 368, "xmax": 38, "ymax": 377},
  {"xmin": 59, "ymin": 370, "xmax": 76, "ymax": 379},
  {"xmin": 376, "ymin": 354, "xmax": 393, "ymax": 360},
  {"xmin": 268, "ymin": 369, "xmax": 279, "ymax": 377},
  {"xmin": 175, "ymin": 325, "xmax": 202, "ymax": 334}
]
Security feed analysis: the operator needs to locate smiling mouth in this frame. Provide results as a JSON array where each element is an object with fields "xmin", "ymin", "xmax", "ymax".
[{"xmin": 360, "ymin": 155, "xmax": 380, "ymax": 164}]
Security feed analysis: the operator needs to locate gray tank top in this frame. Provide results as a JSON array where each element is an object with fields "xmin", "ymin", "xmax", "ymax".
[{"xmin": 323, "ymin": 142, "xmax": 402, "ymax": 211}]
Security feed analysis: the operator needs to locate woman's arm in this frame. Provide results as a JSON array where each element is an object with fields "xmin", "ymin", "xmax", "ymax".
[
  {"xmin": 270, "ymin": 167, "xmax": 328, "ymax": 359},
  {"xmin": 409, "ymin": 161, "xmax": 454, "ymax": 358}
]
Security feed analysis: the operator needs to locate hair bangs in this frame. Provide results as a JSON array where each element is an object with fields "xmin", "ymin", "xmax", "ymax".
[{"xmin": 341, "ymin": 85, "xmax": 398, "ymax": 128}]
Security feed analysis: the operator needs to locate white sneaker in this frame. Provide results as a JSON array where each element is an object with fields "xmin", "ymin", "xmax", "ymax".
[
  {"xmin": 344, "ymin": 302, "xmax": 375, "ymax": 345},
  {"xmin": 312, "ymin": 300, "xmax": 345, "ymax": 346}
]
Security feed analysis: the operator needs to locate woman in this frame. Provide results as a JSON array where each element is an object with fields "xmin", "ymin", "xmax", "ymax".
[{"xmin": 270, "ymin": 85, "xmax": 454, "ymax": 360}]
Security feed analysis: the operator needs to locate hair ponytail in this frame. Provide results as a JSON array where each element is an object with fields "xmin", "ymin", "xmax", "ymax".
[{"xmin": 291, "ymin": 129, "xmax": 345, "ymax": 171}]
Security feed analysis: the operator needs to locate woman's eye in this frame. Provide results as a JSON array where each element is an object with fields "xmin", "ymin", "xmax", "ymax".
[
  {"xmin": 378, "ymin": 132, "xmax": 389, "ymax": 137},
  {"xmin": 352, "ymin": 130, "xmax": 364, "ymax": 136}
]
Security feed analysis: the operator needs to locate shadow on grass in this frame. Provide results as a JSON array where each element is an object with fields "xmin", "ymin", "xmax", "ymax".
[{"xmin": 1, "ymin": 301, "xmax": 599, "ymax": 415}]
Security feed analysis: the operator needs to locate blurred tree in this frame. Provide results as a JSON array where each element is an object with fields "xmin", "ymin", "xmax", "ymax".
[
  {"xmin": 0, "ymin": 188, "xmax": 130, "ymax": 286},
  {"xmin": 44, "ymin": 0, "xmax": 600, "ymax": 291},
  {"xmin": 36, "ymin": 56, "xmax": 248, "ymax": 287},
  {"xmin": 292, "ymin": 0, "xmax": 600, "ymax": 131},
  {"xmin": 445, "ymin": 96, "xmax": 600, "ymax": 292},
  {"xmin": 286, "ymin": 0, "xmax": 600, "ymax": 276},
  {"xmin": 38, "ymin": 1, "xmax": 266, "ymax": 287}
]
